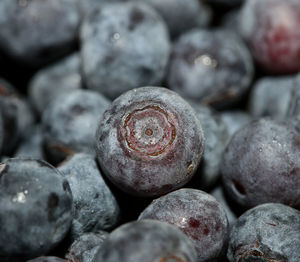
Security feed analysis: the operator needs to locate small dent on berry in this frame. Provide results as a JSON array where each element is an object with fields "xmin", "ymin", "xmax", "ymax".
[
  {"xmin": 159, "ymin": 254, "xmax": 185, "ymax": 262},
  {"xmin": 232, "ymin": 179, "xmax": 247, "ymax": 196},
  {"xmin": 48, "ymin": 193, "xmax": 59, "ymax": 222},
  {"xmin": 128, "ymin": 7, "xmax": 144, "ymax": 31}
]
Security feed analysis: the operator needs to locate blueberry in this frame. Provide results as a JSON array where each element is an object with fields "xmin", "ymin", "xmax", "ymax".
[
  {"xmin": 29, "ymin": 53, "xmax": 82, "ymax": 115},
  {"xmin": 27, "ymin": 257, "xmax": 67, "ymax": 262},
  {"xmin": 0, "ymin": 0, "xmax": 80, "ymax": 66},
  {"xmin": 210, "ymin": 186, "xmax": 237, "ymax": 226},
  {"xmin": 58, "ymin": 153, "xmax": 120, "ymax": 239},
  {"xmin": 189, "ymin": 102, "xmax": 229, "ymax": 188},
  {"xmin": 0, "ymin": 158, "xmax": 73, "ymax": 261},
  {"xmin": 221, "ymin": 118, "xmax": 300, "ymax": 208},
  {"xmin": 228, "ymin": 203, "xmax": 300, "ymax": 262},
  {"xmin": 249, "ymin": 74, "xmax": 300, "ymax": 119},
  {"xmin": 167, "ymin": 29, "xmax": 254, "ymax": 108},
  {"xmin": 93, "ymin": 219, "xmax": 198, "ymax": 262},
  {"xmin": 14, "ymin": 124, "xmax": 45, "ymax": 160},
  {"xmin": 239, "ymin": 0, "xmax": 300, "ymax": 74},
  {"xmin": 219, "ymin": 110, "xmax": 252, "ymax": 141},
  {"xmin": 95, "ymin": 87, "xmax": 205, "ymax": 197},
  {"xmin": 135, "ymin": 0, "xmax": 211, "ymax": 38},
  {"xmin": 139, "ymin": 188, "xmax": 229, "ymax": 262},
  {"xmin": 42, "ymin": 89, "xmax": 110, "ymax": 164},
  {"xmin": 0, "ymin": 79, "xmax": 26, "ymax": 155},
  {"xmin": 65, "ymin": 231, "xmax": 109, "ymax": 262},
  {"xmin": 80, "ymin": 2, "xmax": 171, "ymax": 100}
]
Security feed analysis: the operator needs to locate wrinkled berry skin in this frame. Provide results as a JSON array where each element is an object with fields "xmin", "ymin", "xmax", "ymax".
[
  {"xmin": 249, "ymin": 74, "xmax": 300, "ymax": 119},
  {"xmin": 0, "ymin": 0, "xmax": 80, "ymax": 66},
  {"xmin": 29, "ymin": 54, "xmax": 82, "ymax": 115},
  {"xmin": 135, "ymin": 0, "xmax": 211, "ymax": 38},
  {"xmin": 139, "ymin": 189, "xmax": 229, "ymax": 262},
  {"xmin": 27, "ymin": 257, "xmax": 67, "ymax": 262},
  {"xmin": 221, "ymin": 118, "xmax": 300, "ymax": 209},
  {"xmin": 95, "ymin": 87, "xmax": 205, "ymax": 197},
  {"xmin": 0, "ymin": 158, "xmax": 73, "ymax": 262},
  {"xmin": 66, "ymin": 231, "xmax": 108, "ymax": 262},
  {"xmin": 80, "ymin": 2, "xmax": 170, "ymax": 100},
  {"xmin": 58, "ymin": 153, "xmax": 120, "ymax": 239},
  {"xmin": 228, "ymin": 203, "xmax": 300, "ymax": 262},
  {"xmin": 239, "ymin": 0, "xmax": 300, "ymax": 74},
  {"xmin": 42, "ymin": 89, "xmax": 110, "ymax": 164},
  {"xmin": 167, "ymin": 29, "xmax": 253, "ymax": 108},
  {"xmin": 93, "ymin": 219, "xmax": 198, "ymax": 262}
]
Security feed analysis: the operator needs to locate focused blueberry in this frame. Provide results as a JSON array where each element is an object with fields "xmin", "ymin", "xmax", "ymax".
[
  {"xmin": 249, "ymin": 74, "xmax": 300, "ymax": 119},
  {"xmin": 221, "ymin": 118, "xmax": 300, "ymax": 209},
  {"xmin": 93, "ymin": 219, "xmax": 198, "ymax": 262},
  {"xmin": 80, "ymin": 2, "xmax": 171, "ymax": 100},
  {"xmin": 135, "ymin": 0, "xmax": 211, "ymax": 38},
  {"xmin": 0, "ymin": 158, "xmax": 73, "ymax": 261},
  {"xmin": 228, "ymin": 203, "xmax": 300, "ymax": 262},
  {"xmin": 27, "ymin": 257, "xmax": 67, "ymax": 262},
  {"xmin": 58, "ymin": 153, "xmax": 120, "ymax": 239},
  {"xmin": 0, "ymin": 0, "xmax": 80, "ymax": 66},
  {"xmin": 239, "ymin": 0, "xmax": 300, "ymax": 74},
  {"xmin": 29, "ymin": 53, "xmax": 82, "ymax": 115},
  {"xmin": 42, "ymin": 89, "xmax": 110, "ymax": 164},
  {"xmin": 189, "ymin": 102, "xmax": 229, "ymax": 189},
  {"xmin": 95, "ymin": 87, "xmax": 205, "ymax": 197},
  {"xmin": 167, "ymin": 29, "xmax": 254, "ymax": 108},
  {"xmin": 138, "ymin": 188, "xmax": 229, "ymax": 262},
  {"xmin": 65, "ymin": 231, "xmax": 108, "ymax": 262}
]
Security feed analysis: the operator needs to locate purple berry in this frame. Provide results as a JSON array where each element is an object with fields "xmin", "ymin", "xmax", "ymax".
[
  {"xmin": 139, "ymin": 188, "xmax": 229, "ymax": 262},
  {"xmin": 95, "ymin": 87, "xmax": 205, "ymax": 197}
]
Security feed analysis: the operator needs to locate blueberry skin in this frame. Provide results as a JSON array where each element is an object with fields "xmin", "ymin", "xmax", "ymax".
[
  {"xmin": 58, "ymin": 153, "xmax": 120, "ymax": 239},
  {"xmin": 29, "ymin": 53, "xmax": 82, "ymax": 115},
  {"xmin": 66, "ymin": 231, "xmax": 109, "ymax": 262},
  {"xmin": 93, "ymin": 219, "xmax": 198, "ymax": 262},
  {"xmin": 135, "ymin": 0, "xmax": 211, "ymax": 38},
  {"xmin": 221, "ymin": 118, "xmax": 300, "ymax": 209},
  {"xmin": 42, "ymin": 89, "xmax": 110, "ymax": 164},
  {"xmin": 189, "ymin": 102, "xmax": 229, "ymax": 188},
  {"xmin": 14, "ymin": 125, "xmax": 45, "ymax": 160},
  {"xmin": 219, "ymin": 110, "xmax": 252, "ymax": 141},
  {"xmin": 27, "ymin": 257, "xmax": 67, "ymax": 262},
  {"xmin": 249, "ymin": 74, "xmax": 300, "ymax": 119},
  {"xmin": 239, "ymin": 0, "xmax": 300, "ymax": 74},
  {"xmin": 0, "ymin": 79, "xmax": 24, "ymax": 155},
  {"xmin": 95, "ymin": 87, "xmax": 205, "ymax": 197},
  {"xmin": 167, "ymin": 29, "xmax": 253, "ymax": 108},
  {"xmin": 138, "ymin": 188, "xmax": 229, "ymax": 262},
  {"xmin": 0, "ymin": 0, "xmax": 80, "ymax": 66},
  {"xmin": 210, "ymin": 186, "xmax": 237, "ymax": 226},
  {"xmin": 80, "ymin": 2, "xmax": 171, "ymax": 100},
  {"xmin": 228, "ymin": 203, "xmax": 300, "ymax": 262},
  {"xmin": 0, "ymin": 158, "xmax": 73, "ymax": 261}
]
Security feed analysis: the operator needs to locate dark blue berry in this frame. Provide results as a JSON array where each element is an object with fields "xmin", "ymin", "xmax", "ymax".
[
  {"xmin": 0, "ymin": 158, "xmax": 73, "ymax": 261},
  {"xmin": 58, "ymin": 153, "xmax": 120, "ymax": 239}
]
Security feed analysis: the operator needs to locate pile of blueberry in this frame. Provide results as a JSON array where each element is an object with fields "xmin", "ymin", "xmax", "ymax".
[{"xmin": 0, "ymin": 0, "xmax": 299, "ymax": 262}]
